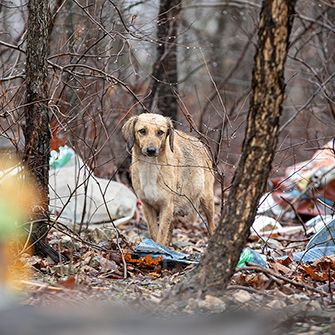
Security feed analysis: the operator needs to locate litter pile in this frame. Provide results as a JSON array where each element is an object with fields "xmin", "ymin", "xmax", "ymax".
[
  {"xmin": 230, "ymin": 140, "xmax": 335, "ymax": 296},
  {"xmin": 258, "ymin": 139, "xmax": 335, "ymax": 218},
  {"xmin": 251, "ymin": 140, "xmax": 335, "ymax": 265}
]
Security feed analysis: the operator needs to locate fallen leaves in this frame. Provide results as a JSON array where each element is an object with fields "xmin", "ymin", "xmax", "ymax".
[
  {"xmin": 16, "ymin": 203, "xmax": 335, "ymax": 314},
  {"xmin": 300, "ymin": 256, "xmax": 335, "ymax": 282},
  {"xmin": 300, "ymin": 265, "xmax": 329, "ymax": 281},
  {"xmin": 57, "ymin": 276, "xmax": 76, "ymax": 289},
  {"xmin": 124, "ymin": 254, "xmax": 163, "ymax": 268}
]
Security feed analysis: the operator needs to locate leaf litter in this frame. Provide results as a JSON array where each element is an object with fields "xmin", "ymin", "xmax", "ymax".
[{"xmin": 15, "ymin": 212, "xmax": 335, "ymax": 333}]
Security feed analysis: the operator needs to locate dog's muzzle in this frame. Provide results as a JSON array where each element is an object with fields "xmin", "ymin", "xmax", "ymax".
[{"xmin": 145, "ymin": 146, "xmax": 158, "ymax": 157}]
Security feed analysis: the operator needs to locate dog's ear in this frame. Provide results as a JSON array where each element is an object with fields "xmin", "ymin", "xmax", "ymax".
[
  {"xmin": 167, "ymin": 118, "xmax": 174, "ymax": 153},
  {"xmin": 121, "ymin": 116, "xmax": 138, "ymax": 150}
]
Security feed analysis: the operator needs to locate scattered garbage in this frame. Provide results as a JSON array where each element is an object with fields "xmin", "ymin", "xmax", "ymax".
[
  {"xmin": 273, "ymin": 218, "xmax": 335, "ymax": 264},
  {"xmin": 237, "ymin": 248, "xmax": 268, "ymax": 268},
  {"xmin": 49, "ymin": 145, "xmax": 73, "ymax": 169},
  {"xmin": 133, "ymin": 238, "xmax": 199, "ymax": 266},
  {"xmin": 305, "ymin": 215, "xmax": 335, "ymax": 233},
  {"xmin": 132, "ymin": 240, "xmax": 268, "ymax": 269},
  {"xmin": 258, "ymin": 139, "xmax": 335, "ymax": 218},
  {"xmin": 291, "ymin": 246, "xmax": 335, "ymax": 263},
  {"xmin": 251, "ymin": 215, "xmax": 283, "ymax": 236},
  {"xmin": 305, "ymin": 215, "xmax": 334, "ymax": 228},
  {"xmin": 132, "ymin": 241, "xmax": 270, "ymax": 270},
  {"xmin": 255, "ymin": 141, "xmax": 335, "ymax": 267},
  {"xmin": 306, "ymin": 218, "xmax": 335, "ymax": 250},
  {"xmin": 49, "ymin": 146, "xmax": 137, "ymax": 227},
  {"xmin": 257, "ymin": 193, "xmax": 295, "ymax": 220}
]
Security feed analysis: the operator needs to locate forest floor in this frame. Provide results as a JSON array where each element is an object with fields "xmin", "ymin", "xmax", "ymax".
[{"xmin": 14, "ymin": 208, "xmax": 335, "ymax": 335}]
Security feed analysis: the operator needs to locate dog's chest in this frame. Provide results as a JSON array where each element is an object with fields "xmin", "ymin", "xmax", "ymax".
[{"xmin": 137, "ymin": 163, "xmax": 162, "ymax": 204}]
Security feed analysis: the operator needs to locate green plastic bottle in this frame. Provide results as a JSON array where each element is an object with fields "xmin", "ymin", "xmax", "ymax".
[{"xmin": 237, "ymin": 247, "xmax": 267, "ymax": 268}]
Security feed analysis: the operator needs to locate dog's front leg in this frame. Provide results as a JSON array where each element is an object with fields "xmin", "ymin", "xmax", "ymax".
[
  {"xmin": 156, "ymin": 204, "xmax": 174, "ymax": 246},
  {"xmin": 142, "ymin": 201, "xmax": 159, "ymax": 241}
]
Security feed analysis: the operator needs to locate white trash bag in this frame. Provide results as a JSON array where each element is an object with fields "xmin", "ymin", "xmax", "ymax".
[{"xmin": 49, "ymin": 146, "xmax": 136, "ymax": 226}]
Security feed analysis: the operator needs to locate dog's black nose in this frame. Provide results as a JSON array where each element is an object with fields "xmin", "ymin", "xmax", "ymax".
[{"xmin": 146, "ymin": 147, "xmax": 157, "ymax": 156}]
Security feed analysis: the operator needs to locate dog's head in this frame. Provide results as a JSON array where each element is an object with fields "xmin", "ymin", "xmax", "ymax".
[{"xmin": 122, "ymin": 113, "xmax": 174, "ymax": 157}]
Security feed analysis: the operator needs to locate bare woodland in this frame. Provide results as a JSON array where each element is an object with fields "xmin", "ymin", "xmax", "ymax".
[{"xmin": 1, "ymin": 0, "xmax": 335, "ymax": 333}]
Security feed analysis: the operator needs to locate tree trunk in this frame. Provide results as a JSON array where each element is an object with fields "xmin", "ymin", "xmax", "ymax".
[
  {"xmin": 168, "ymin": 0, "xmax": 296, "ymax": 301},
  {"xmin": 24, "ymin": 0, "xmax": 51, "ymax": 246},
  {"xmin": 147, "ymin": 0, "xmax": 181, "ymax": 122}
]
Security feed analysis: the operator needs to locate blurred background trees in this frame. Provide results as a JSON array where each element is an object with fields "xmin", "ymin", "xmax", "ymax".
[
  {"xmin": 0, "ymin": 0, "xmax": 334, "ymax": 190},
  {"xmin": 146, "ymin": 0, "xmax": 181, "ymax": 122}
]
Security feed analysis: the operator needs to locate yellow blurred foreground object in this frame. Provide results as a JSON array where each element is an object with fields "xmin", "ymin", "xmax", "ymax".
[{"xmin": 0, "ymin": 156, "xmax": 38, "ymax": 302}]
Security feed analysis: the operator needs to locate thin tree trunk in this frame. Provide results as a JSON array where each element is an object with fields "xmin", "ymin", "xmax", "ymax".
[
  {"xmin": 24, "ymin": 0, "xmax": 51, "ymax": 246},
  {"xmin": 147, "ymin": 0, "xmax": 181, "ymax": 122},
  {"xmin": 167, "ymin": 0, "xmax": 296, "ymax": 301}
]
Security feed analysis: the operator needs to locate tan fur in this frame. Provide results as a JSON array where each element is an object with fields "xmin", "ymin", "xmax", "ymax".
[{"xmin": 122, "ymin": 113, "xmax": 215, "ymax": 246}]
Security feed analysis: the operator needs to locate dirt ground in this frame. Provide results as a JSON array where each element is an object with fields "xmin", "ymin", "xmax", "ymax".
[{"xmin": 5, "ymin": 210, "xmax": 332, "ymax": 335}]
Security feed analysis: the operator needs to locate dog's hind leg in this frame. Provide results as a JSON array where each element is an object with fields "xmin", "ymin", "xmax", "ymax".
[
  {"xmin": 200, "ymin": 193, "xmax": 216, "ymax": 236},
  {"xmin": 142, "ymin": 202, "xmax": 159, "ymax": 241}
]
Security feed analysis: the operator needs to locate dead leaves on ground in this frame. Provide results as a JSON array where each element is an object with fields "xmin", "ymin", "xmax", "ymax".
[
  {"xmin": 23, "ymin": 222, "xmax": 197, "ymax": 298},
  {"xmin": 125, "ymin": 254, "xmax": 162, "ymax": 268},
  {"xmin": 233, "ymin": 254, "xmax": 335, "ymax": 303},
  {"xmin": 300, "ymin": 257, "xmax": 335, "ymax": 282},
  {"xmin": 20, "ymin": 215, "xmax": 335, "ymax": 309}
]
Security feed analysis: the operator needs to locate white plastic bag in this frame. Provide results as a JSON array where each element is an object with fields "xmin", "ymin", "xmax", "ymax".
[{"xmin": 49, "ymin": 146, "xmax": 136, "ymax": 226}]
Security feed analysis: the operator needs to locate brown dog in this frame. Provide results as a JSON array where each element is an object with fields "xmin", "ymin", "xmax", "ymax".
[{"xmin": 122, "ymin": 113, "xmax": 215, "ymax": 246}]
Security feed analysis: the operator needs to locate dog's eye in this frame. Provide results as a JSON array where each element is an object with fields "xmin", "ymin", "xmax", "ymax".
[
  {"xmin": 157, "ymin": 130, "xmax": 164, "ymax": 136},
  {"xmin": 138, "ymin": 128, "xmax": 146, "ymax": 135}
]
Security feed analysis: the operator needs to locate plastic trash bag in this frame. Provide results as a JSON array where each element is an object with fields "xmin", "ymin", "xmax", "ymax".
[
  {"xmin": 258, "ymin": 139, "xmax": 335, "ymax": 218},
  {"xmin": 134, "ymin": 238, "xmax": 199, "ymax": 266},
  {"xmin": 291, "ymin": 246, "xmax": 335, "ymax": 263},
  {"xmin": 305, "ymin": 215, "xmax": 335, "ymax": 233},
  {"xmin": 252, "ymin": 215, "xmax": 283, "ymax": 236},
  {"xmin": 306, "ymin": 218, "xmax": 335, "ymax": 250},
  {"xmin": 276, "ymin": 219, "xmax": 335, "ymax": 263},
  {"xmin": 257, "ymin": 192, "xmax": 295, "ymax": 220},
  {"xmin": 49, "ymin": 146, "xmax": 137, "ymax": 226}
]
